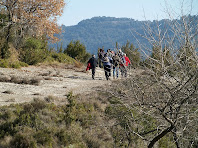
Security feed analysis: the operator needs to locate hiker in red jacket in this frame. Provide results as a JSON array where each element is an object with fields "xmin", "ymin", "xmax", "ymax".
[{"xmin": 123, "ymin": 53, "xmax": 131, "ymax": 77}]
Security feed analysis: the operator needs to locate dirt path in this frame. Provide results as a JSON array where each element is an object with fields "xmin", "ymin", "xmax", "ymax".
[
  {"xmin": 0, "ymin": 65, "xmax": 112, "ymax": 106},
  {"xmin": 0, "ymin": 65, "xmax": 145, "ymax": 106}
]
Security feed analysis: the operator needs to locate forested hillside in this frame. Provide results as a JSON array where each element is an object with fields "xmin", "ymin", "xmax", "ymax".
[{"xmin": 50, "ymin": 15, "xmax": 198, "ymax": 54}]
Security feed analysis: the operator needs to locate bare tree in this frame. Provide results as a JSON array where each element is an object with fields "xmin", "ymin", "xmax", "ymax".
[{"xmin": 106, "ymin": 2, "xmax": 198, "ymax": 148}]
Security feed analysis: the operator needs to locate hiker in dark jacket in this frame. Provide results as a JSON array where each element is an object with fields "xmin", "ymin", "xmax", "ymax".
[
  {"xmin": 98, "ymin": 48, "xmax": 105, "ymax": 68},
  {"xmin": 103, "ymin": 54, "xmax": 112, "ymax": 80},
  {"xmin": 112, "ymin": 53, "xmax": 120, "ymax": 79},
  {"xmin": 87, "ymin": 54, "xmax": 98, "ymax": 79}
]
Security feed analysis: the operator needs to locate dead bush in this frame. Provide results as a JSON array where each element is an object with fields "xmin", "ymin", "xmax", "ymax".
[
  {"xmin": 5, "ymin": 98, "xmax": 15, "ymax": 102},
  {"xmin": 29, "ymin": 77, "xmax": 42, "ymax": 85},
  {"xmin": 10, "ymin": 76, "xmax": 23, "ymax": 84},
  {"xmin": 9, "ymin": 76, "xmax": 42, "ymax": 85},
  {"xmin": 0, "ymin": 75, "xmax": 11, "ymax": 82},
  {"xmin": 44, "ymin": 96, "xmax": 57, "ymax": 103},
  {"xmin": 74, "ymin": 61, "xmax": 83, "ymax": 68}
]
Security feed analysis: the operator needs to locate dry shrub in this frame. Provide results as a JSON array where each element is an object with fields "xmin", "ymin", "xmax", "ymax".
[
  {"xmin": 64, "ymin": 64, "xmax": 75, "ymax": 69},
  {"xmin": 11, "ymin": 132, "xmax": 36, "ymax": 148},
  {"xmin": 29, "ymin": 98, "xmax": 46, "ymax": 111},
  {"xmin": 10, "ymin": 75, "xmax": 23, "ymax": 84},
  {"xmin": 93, "ymin": 100, "xmax": 105, "ymax": 112},
  {"xmin": 52, "ymin": 70, "xmax": 63, "ymax": 77},
  {"xmin": 9, "ymin": 76, "xmax": 42, "ymax": 85},
  {"xmin": 74, "ymin": 61, "xmax": 83, "ymax": 68},
  {"xmin": 21, "ymin": 77, "xmax": 31, "ymax": 84},
  {"xmin": 57, "ymin": 123, "xmax": 84, "ymax": 146},
  {"xmin": 7, "ymin": 44, "xmax": 19, "ymax": 62},
  {"xmin": 29, "ymin": 77, "xmax": 42, "ymax": 85},
  {"xmin": 5, "ymin": 98, "xmax": 15, "ymax": 102},
  {"xmin": 75, "ymin": 69, "xmax": 86, "ymax": 73},
  {"xmin": 39, "ymin": 72, "xmax": 50, "ymax": 76},
  {"xmin": 83, "ymin": 128, "xmax": 113, "ymax": 148},
  {"xmin": 0, "ymin": 136, "xmax": 13, "ymax": 148},
  {"xmin": 0, "ymin": 75, "xmax": 11, "ymax": 82},
  {"xmin": 44, "ymin": 96, "xmax": 57, "ymax": 103},
  {"xmin": 39, "ymin": 62, "xmax": 67, "ymax": 69}
]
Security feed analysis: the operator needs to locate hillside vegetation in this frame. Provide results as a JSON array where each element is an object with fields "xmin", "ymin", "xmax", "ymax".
[
  {"xmin": 0, "ymin": 72, "xmax": 197, "ymax": 147},
  {"xmin": 51, "ymin": 15, "xmax": 198, "ymax": 54}
]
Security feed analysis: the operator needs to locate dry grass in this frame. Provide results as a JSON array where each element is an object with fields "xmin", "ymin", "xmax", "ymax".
[
  {"xmin": 29, "ymin": 77, "xmax": 42, "ymax": 85},
  {"xmin": 0, "ymin": 75, "xmax": 11, "ymax": 82},
  {"xmin": 0, "ymin": 75, "xmax": 42, "ymax": 86},
  {"xmin": 44, "ymin": 95, "xmax": 57, "ymax": 103},
  {"xmin": 5, "ymin": 98, "xmax": 15, "ymax": 102}
]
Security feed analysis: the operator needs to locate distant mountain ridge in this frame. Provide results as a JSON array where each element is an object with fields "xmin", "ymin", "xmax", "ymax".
[{"xmin": 50, "ymin": 16, "xmax": 198, "ymax": 54}]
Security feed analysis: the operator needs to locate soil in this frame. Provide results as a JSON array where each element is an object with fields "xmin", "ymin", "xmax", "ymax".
[
  {"xmin": 0, "ymin": 65, "xmax": 113, "ymax": 106},
  {"xmin": 0, "ymin": 65, "xmax": 143, "ymax": 106}
]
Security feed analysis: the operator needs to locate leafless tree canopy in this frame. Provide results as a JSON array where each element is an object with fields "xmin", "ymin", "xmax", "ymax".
[{"xmin": 106, "ymin": 8, "xmax": 198, "ymax": 148}]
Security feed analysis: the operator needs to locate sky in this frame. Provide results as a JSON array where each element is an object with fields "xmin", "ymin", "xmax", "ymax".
[{"xmin": 57, "ymin": 0, "xmax": 198, "ymax": 26}]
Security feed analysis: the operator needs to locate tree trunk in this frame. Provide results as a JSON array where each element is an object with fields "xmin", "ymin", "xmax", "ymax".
[
  {"xmin": 172, "ymin": 128, "xmax": 180, "ymax": 148},
  {"xmin": 1, "ymin": 11, "xmax": 12, "ymax": 59},
  {"xmin": 148, "ymin": 125, "xmax": 174, "ymax": 148}
]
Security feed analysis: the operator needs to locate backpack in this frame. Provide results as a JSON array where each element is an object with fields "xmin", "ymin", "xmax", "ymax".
[
  {"xmin": 99, "ymin": 53, "xmax": 102, "ymax": 59},
  {"xmin": 121, "ymin": 56, "xmax": 126, "ymax": 65},
  {"xmin": 113, "ymin": 56, "xmax": 119, "ymax": 67}
]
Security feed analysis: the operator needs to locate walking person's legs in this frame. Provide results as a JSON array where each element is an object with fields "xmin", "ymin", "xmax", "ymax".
[
  {"xmin": 99, "ymin": 59, "xmax": 102, "ymax": 68},
  {"xmin": 125, "ymin": 67, "xmax": 127, "ymax": 77},
  {"xmin": 104, "ymin": 66, "xmax": 108, "ymax": 80},
  {"xmin": 120, "ymin": 66, "xmax": 124, "ymax": 77},
  {"xmin": 92, "ymin": 68, "xmax": 95, "ymax": 79},
  {"xmin": 113, "ymin": 66, "xmax": 116, "ymax": 79},
  {"xmin": 116, "ymin": 67, "xmax": 119, "ymax": 78},
  {"xmin": 107, "ymin": 65, "xmax": 111, "ymax": 79}
]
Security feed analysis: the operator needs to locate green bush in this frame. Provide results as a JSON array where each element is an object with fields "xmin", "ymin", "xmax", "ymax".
[
  {"xmin": 11, "ymin": 133, "xmax": 37, "ymax": 148},
  {"xmin": 0, "ymin": 95, "xmax": 112, "ymax": 147},
  {"xmin": 34, "ymin": 129, "xmax": 53, "ymax": 147},
  {"xmin": 1, "ymin": 43, "xmax": 10, "ymax": 59},
  {"xmin": 0, "ymin": 59, "xmax": 9, "ymax": 68},
  {"xmin": 20, "ymin": 38, "xmax": 49, "ymax": 65},
  {"xmin": 64, "ymin": 40, "xmax": 90, "ymax": 63},
  {"xmin": 50, "ymin": 52, "xmax": 75, "ymax": 63},
  {"xmin": 0, "ymin": 37, "xmax": 78, "ymax": 66},
  {"xmin": 11, "ymin": 61, "xmax": 28, "ymax": 68},
  {"xmin": 0, "ymin": 59, "xmax": 28, "ymax": 68},
  {"xmin": 56, "ymin": 123, "xmax": 83, "ymax": 146},
  {"xmin": 20, "ymin": 48, "xmax": 48, "ymax": 65}
]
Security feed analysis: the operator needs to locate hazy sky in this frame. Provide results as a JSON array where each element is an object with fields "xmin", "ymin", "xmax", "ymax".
[{"xmin": 58, "ymin": 0, "xmax": 198, "ymax": 26}]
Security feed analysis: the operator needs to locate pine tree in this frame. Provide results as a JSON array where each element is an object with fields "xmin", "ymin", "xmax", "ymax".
[
  {"xmin": 122, "ymin": 41, "xmax": 141, "ymax": 68},
  {"xmin": 64, "ymin": 40, "xmax": 90, "ymax": 62}
]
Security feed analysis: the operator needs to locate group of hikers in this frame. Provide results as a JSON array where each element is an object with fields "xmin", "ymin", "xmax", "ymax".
[{"xmin": 87, "ymin": 48, "xmax": 131, "ymax": 80}]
